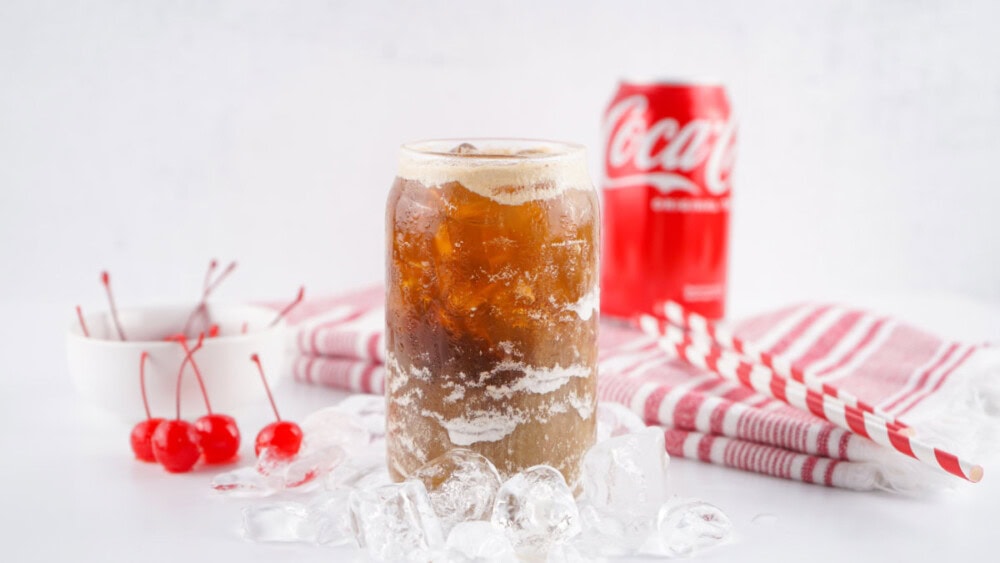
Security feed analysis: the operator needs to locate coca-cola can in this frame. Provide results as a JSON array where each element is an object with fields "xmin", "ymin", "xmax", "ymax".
[{"xmin": 600, "ymin": 79, "xmax": 737, "ymax": 320}]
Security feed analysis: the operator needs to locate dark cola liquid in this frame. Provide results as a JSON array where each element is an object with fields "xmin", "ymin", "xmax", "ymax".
[{"xmin": 385, "ymin": 164, "xmax": 599, "ymax": 487}]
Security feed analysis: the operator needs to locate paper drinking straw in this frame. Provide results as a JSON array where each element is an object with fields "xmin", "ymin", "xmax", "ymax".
[
  {"xmin": 643, "ymin": 316, "xmax": 907, "ymax": 433},
  {"xmin": 639, "ymin": 317, "xmax": 983, "ymax": 483},
  {"xmin": 663, "ymin": 301, "xmax": 907, "ymax": 428},
  {"xmin": 646, "ymin": 315, "xmax": 908, "ymax": 435}
]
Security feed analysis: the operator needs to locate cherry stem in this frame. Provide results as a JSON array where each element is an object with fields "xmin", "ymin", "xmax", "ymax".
[
  {"xmin": 251, "ymin": 353, "xmax": 281, "ymax": 421},
  {"xmin": 180, "ymin": 333, "xmax": 212, "ymax": 414},
  {"xmin": 174, "ymin": 333, "xmax": 206, "ymax": 420},
  {"xmin": 179, "ymin": 336, "xmax": 213, "ymax": 416},
  {"xmin": 203, "ymin": 259, "xmax": 218, "ymax": 293},
  {"xmin": 101, "ymin": 271, "xmax": 127, "ymax": 341},
  {"xmin": 183, "ymin": 260, "xmax": 237, "ymax": 335},
  {"xmin": 269, "ymin": 286, "xmax": 305, "ymax": 328},
  {"xmin": 139, "ymin": 351, "xmax": 151, "ymax": 420},
  {"xmin": 75, "ymin": 305, "xmax": 90, "ymax": 338},
  {"xmin": 204, "ymin": 261, "xmax": 237, "ymax": 297}
]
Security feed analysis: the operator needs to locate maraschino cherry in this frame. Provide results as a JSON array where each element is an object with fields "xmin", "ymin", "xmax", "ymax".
[
  {"xmin": 250, "ymin": 353, "xmax": 302, "ymax": 458},
  {"xmin": 196, "ymin": 414, "xmax": 240, "ymax": 463},
  {"xmin": 129, "ymin": 351, "xmax": 164, "ymax": 462},
  {"xmin": 150, "ymin": 334, "xmax": 206, "ymax": 473},
  {"xmin": 176, "ymin": 336, "xmax": 241, "ymax": 464}
]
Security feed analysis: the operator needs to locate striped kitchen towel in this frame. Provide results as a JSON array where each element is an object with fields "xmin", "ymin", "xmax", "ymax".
[
  {"xmin": 286, "ymin": 288, "xmax": 999, "ymax": 491},
  {"xmin": 286, "ymin": 285, "xmax": 386, "ymax": 363}
]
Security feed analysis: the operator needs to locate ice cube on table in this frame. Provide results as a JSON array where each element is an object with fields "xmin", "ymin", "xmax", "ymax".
[
  {"xmin": 349, "ymin": 480, "xmax": 444, "ymax": 561},
  {"xmin": 255, "ymin": 445, "xmax": 293, "ymax": 476},
  {"xmin": 579, "ymin": 426, "xmax": 670, "ymax": 551},
  {"xmin": 652, "ymin": 498, "xmax": 733, "ymax": 556},
  {"xmin": 300, "ymin": 406, "xmax": 371, "ymax": 454},
  {"xmin": 325, "ymin": 451, "xmax": 388, "ymax": 491},
  {"xmin": 355, "ymin": 465, "xmax": 393, "ymax": 490},
  {"xmin": 242, "ymin": 502, "xmax": 315, "ymax": 543},
  {"xmin": 574, "ymin": 501, "xmax": 645, "ymax": 557},
  {"xmin": 409, "ymin": 448, "xmax": 502, "ymax": 534},
  {"xmin": 307, "ymin": 489, "xmax": 355, "ymax": 546},
  {"xmin": 582, "ymin": 426, "xmax": 670, "ymax": 517},
  {"xmin": 335, "ymin": 394, "xmax": 387, "ymax": 441},
  {"xmin": 255, "ymin": 445, "xmax": 347, "ymax": 491},
  {"xmin": 211, "ymin": 466, "xmax": 282, "ymax": 498},
  {"xmin": 284, "ymin": 445, "xmax": 347, "ymax": 489},
  {"xmin": 595, "ymin": 401, "xmax": 648, "ymax": 442},
  {"xmin": 491, "ymin": 465, "xmax": 581, "ymax": 559},
  {"xmin": 443, "ymin": 521, "xmax": 517, "ymax": 562}
]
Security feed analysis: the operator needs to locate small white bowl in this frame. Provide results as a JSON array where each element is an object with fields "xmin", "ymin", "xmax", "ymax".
[{"xmin": 66, "ymin": 303, "xmax": 289, "ymax": 422}]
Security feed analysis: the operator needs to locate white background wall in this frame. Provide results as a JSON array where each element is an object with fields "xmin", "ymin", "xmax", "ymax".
[{"xmin": 2, "ymin": 0, "xmax": 998, "ymax": 313}]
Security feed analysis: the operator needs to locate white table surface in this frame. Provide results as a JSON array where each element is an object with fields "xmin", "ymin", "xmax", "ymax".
[{"xmin": 3, "ymin": 294, "xmax": 998, "ymax": 563}]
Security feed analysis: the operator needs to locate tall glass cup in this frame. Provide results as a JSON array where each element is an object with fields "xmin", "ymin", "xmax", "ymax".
[{"xmin": 385, "ymin": 139, "xmax": 599, "ymax": 487}]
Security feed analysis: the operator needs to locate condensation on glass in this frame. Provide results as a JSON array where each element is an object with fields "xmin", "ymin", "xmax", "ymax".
[{"xmin": 385, "ymin": 139, "xmax": 599, "ymax": 488}]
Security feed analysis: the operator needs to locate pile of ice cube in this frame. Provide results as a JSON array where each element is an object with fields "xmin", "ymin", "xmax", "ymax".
[{"xmin": 213, "ymin": 397, "xmax": 732, "ymax": 561}]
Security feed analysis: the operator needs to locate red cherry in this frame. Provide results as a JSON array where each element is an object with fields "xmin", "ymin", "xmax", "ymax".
[
  {"xmin": 130, "ymin": 351, "xmax": 164, "ymax": 462},
  {"xmin": 250, "ymin": 353, "xmax": 302, "ymax": 458},
  {"xmin": 195, "ymin": 414, "xmax": 241, "ymax": 463},
  {"xmin": 148, "ymin": 333, "xmax": 208, "ymax": 473},
  {"xmin": 151, "ymin": 420, "xmax": 201, "ymax": 473},
  {"xmin": 161, "ymin": 332, "xmax": 243, "ymax": 468},
  {"xmin": 130, "ymin": 418, "xmax": 164, "ymax": 462},
  {"xmin": 255, "ymin": 421, "xmax": 303, "ymax": 458},
  {"xmin": 175, "ymin": 335, "xmax": 241, "ymax": 463}
]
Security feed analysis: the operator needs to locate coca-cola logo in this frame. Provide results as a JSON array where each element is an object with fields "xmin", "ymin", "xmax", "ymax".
[{"xmin": 603, "ymin": 94, "xmax": 737, "ymax": 196}]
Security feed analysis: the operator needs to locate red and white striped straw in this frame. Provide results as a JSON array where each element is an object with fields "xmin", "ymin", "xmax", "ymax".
[
  {"xmin": 651, "ymin": 316, "xmax": 908, "ymax": 437},
  {"xmin": 664, "ymin": 301, "xmax": 906, "ymax": 428},
  {"xmin": 639, "ymin": 316, "xmax": 984, "ymax": 483},
  {"xmin": 643, "ymin": 317, "xmax": 907, "ymax": 435}
]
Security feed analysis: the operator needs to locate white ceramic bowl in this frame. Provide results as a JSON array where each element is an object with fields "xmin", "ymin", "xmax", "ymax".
[{"xmin": 66, "ymin": 303, "xmax": 289, "ymax": 422}]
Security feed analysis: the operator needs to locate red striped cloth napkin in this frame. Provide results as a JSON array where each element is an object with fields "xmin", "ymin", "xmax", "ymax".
[{"xmin": 285, "ymin": 287, "xmax": 997, "ymax": 491}]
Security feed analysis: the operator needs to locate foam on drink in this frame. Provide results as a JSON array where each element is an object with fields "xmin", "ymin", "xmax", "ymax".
[{"xmin": 396, "ymin": 140, "xmax": 593, "ymax": 206}]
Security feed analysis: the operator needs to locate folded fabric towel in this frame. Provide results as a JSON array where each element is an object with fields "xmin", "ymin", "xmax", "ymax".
[{"xmin": 286, "ymin": 288, "xmax": 997, "ymax": 491}]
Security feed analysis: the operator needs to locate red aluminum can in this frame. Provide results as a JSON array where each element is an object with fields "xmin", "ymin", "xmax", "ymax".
[{"xmin": 600, "ymin": 79, "xmax": 736, "ymax": 320}]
